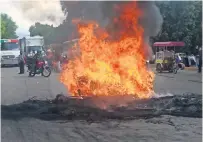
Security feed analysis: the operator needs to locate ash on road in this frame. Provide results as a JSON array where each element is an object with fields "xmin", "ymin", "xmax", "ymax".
[{"xmin": 1, "ymin": 67, "xmax": 202, "ymax": 142}]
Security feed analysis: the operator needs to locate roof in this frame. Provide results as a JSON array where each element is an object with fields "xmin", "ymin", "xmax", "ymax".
[
  {"xmin": 0, "ymin": 39, "xmax": 18, "ymax": 43},
  {"xmin": 24, "ymin": 36, "xmax": 44, "ymax": 39},
  {"xmin": 153, "ymin": 42, "xmax": 185, "ymax": 47}
]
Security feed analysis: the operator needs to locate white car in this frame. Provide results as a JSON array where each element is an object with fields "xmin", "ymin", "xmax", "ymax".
[
  {"xmin": 1, "ymin": 50, "xmax": 20, "ymax": 66},
  {"xmin": 0, "ymin": 39, "xmax": 20, "ymax": 66}
]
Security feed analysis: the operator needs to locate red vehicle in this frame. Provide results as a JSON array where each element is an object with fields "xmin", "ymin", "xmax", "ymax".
[{"xmin": 28, "ymin": 59, "xmax": 51, "ymax": 77}]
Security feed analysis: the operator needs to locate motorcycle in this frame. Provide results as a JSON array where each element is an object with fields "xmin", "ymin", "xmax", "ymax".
[{"xmin": 28, "ymin": 60, "xmax": 51, "ymax": 77}]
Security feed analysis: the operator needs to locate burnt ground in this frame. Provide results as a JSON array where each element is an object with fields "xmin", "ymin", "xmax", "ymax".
[
  {"xmin": 1, "ymin": 67, "xmax": 202, "ymax": 142},
  {"xmin": 1, "ymin": 94, "xmax": 202, "ymax": 142},
  {"xmin": 1, "ymin": 94, "xmax": 202, "ymax": 121}
]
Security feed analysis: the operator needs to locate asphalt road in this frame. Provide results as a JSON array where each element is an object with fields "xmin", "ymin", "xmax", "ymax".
[
  {"xmin": 1, "ymin": 67, "xmax": 202, "ymax": 105},
  {"xmin": 1, "ymin": 67, "xmax": 66, "ymax": 105},
  {"xmin": 1, "ymin": 67, "xmax": 202, "ymax": 142}
]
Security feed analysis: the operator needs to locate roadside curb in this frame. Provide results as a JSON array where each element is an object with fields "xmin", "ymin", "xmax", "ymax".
[
  {"xmin": 185, "ymin": 67, "xmax": 197, "ymax": 71},
  {"xmin": 149, "ymin": 64, "xmax": 198, "ymax": 71}
]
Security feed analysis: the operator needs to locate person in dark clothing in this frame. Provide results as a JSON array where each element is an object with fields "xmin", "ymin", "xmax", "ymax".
[
  {"xmin": 198, "ymin": 48, "xmax": 202, "ymax": 73},
  {"xmin": 184, "ymin": 52, "xmax": 189, "ymax": 67},
  {"xmin": 31, "ymin": 50, "xmax": 43, "ymax": 73},
  {"xmin": 18, "ymin": 51, "xmax": 25, "ymax": 74}
]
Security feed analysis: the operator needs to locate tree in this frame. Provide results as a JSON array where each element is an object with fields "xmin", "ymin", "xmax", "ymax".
[
  {"xmin": 154, "ymin": 1, "xmax": 202, "ymax": 54},
  {"xmin": 1, "ymin": 20, "xmax": 6, "ymax": 38},
  {"xmin": 29, "ymin": 22, "xmax": 55, "ymax": 44},
  {"xmin": 1, "ymin": 13, "xmax": 18, "ymax": 38},
  {"xmin": 29, "ymin": 21, "xmax": 78, "ymax": 45}
]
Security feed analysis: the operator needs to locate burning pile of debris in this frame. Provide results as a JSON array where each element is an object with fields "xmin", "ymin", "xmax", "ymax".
[
  {"xmin": 1, "ymin": 93, "xmax": 201, "ymax": 122},
  {"xmin": 2, "ymin": 2, "xmax": 200, "ymax": 123},
  {"xmin": 60, "ymin": 1, "xmax": 157, "ymax": 99}
]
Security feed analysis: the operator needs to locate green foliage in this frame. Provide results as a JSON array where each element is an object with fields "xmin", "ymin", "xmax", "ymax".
[
  {"xmin": 154, "ymin": 1, "xmax": 202, "ymax": 54},
  {"xmin": 1, "ymin": 20, "xmax": 6, "ymax": 38},
  {"xmin": 29, "ymin": 21, "xmax": 77, "ymax": 45},
  {"xmin": 1, "ymin": 13, "xmax": 18, "ymax": 39},
  {"xmin": 29, "ymin": 22, "xmax": 55, "ymax": 44}
]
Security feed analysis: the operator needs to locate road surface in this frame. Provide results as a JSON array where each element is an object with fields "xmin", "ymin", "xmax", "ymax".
[
  {"xmin": 1, "ymin": 67, "xmax": 202, "ymax": 105},
  {"xmin": 1, "ymin": 67, "xmax": 202, "ymax": 142}
]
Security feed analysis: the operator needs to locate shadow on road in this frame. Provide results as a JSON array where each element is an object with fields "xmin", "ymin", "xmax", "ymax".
[
  {"xmin": 13, "ymin": 75, "xmax": 49, "ymax": 79},
  {"xmin": 1, "ymin": 65, "xmax": 18, "ymax": 68}
]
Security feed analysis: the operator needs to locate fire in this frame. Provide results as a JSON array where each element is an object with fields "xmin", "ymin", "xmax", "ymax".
[{"xmin": 60, "ymin": 2, "xmax": 155, "ymax": 98}]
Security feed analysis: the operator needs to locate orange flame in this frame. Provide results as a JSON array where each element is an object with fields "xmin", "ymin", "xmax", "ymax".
[{"xmin": 60, "ymin": 2, "xmax": 154, "ymax": 99}]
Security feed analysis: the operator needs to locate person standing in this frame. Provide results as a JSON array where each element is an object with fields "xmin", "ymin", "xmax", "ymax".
[
  {"xmin": 54, "ymin": 45, "xmax": 62, "ymax": 72},
  {"xmin": 46, "ymin": 49, "xmax": 53, "ymax": 67},
  {"xmin": 184, "ymin": 52, "xmax": 189, "ymax": 67},
  {"xmin": 18, "ymin": 51, "xmax": 25, "ymax": 74},
  {"xmin": 198, "ymin": 48, "xmax": 202, "ymax": 73}
]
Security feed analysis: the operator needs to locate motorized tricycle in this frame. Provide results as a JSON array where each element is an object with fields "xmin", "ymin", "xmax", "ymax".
[{"xmin": 153, "ymin": 41, "xmax": 185, "ymax": 74}]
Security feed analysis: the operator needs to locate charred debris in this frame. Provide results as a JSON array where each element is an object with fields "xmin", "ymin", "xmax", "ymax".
[{"xmin": 1, "ymin": 93, "xmax": 202, "ymax": 122}]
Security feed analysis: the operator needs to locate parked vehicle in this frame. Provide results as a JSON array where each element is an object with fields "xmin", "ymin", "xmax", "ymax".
[
  {"xmin": 19, "ymin": 36, "xmax": 45, "ymax": 61},
  {"xmin": 19, "ymin": 36, "xmax": 44, "ymax": 55},
  {"xmin": 153, "ymin": 41, "xmax": 185, "ymax": 74},
  {"xmin": 0, "ymin": 39, "xmax": 20, "ymax": 67},
  {"xmin": 19, "ymin": 36, "xmax": 47, "ymax": 73}
]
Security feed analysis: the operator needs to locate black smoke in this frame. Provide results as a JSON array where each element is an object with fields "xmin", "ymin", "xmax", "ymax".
[
  {"xmin": 99, "ymin": 1, "xmax": 163, "ymax": 57},
  {"xmin": 57, "ymin": 1, "xmax": 163, "ymax": 58}
]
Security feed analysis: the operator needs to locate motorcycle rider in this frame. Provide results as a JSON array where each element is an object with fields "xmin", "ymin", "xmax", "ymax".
[{"xmin": 31, "ymin": 50, "xmax": 43, "ymax": 74}]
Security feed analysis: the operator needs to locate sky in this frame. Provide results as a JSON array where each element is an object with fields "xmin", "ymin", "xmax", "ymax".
[{"xmin": 0, "ymin": 0, "xmax": 66, "ymax": 38}]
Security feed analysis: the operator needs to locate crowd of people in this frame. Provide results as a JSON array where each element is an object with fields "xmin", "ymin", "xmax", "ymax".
[
  {"xmin": 18, "ymin": 48, "xmax": 68, "ymax": 75},
  {"xmin": 180, "ymin": 48, "xmax": 202, "ymax": 73}
]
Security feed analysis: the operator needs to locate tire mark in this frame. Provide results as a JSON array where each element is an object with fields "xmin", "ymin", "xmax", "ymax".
[
  {"xmin": 72, "ymin": 122, "xmax": 101, "ymax": 142},
  {"xmin": 16, "ymin": 120, "xmax": 26, "ymax": 142}
]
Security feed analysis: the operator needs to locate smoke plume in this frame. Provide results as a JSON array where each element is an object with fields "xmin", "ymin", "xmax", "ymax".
[
  {"xmin": 100, "ymin": 1, "xmax": 163, "ymax": 58},
  {"xmin": 14, "ymin": 0, "xmax": 66, "ymax": 27},
  {"xmin": 61, "ymin": 1, "xmax": 162, "ymax": 58},
  {"xmin": 66, "ymin": 1, "xmax": 163, "ymax": 37}
]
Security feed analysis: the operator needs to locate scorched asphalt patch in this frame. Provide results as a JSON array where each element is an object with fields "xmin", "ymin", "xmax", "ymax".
[{"xmin": 1, "ymin": 93, "xmax": 202, "ymax": 122}]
